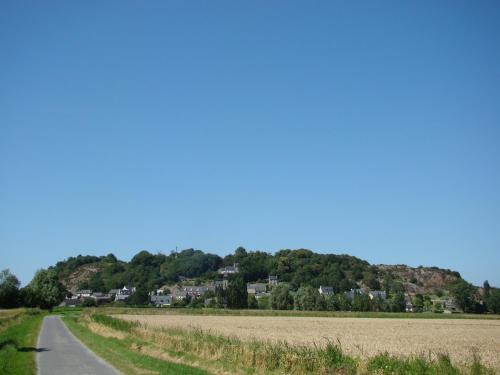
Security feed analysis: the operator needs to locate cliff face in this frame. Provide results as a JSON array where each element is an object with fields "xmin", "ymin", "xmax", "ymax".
[
  {"xmin": 376, "ymin": 264, "xmax": 460, "ymax": 295},
  {"xmin": 61, "ymin": 263, "xmax": 103, "ymax": 294}
]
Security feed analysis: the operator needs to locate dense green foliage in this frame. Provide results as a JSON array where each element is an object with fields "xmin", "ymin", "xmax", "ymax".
[
  {"xmin": 487, "ymin": 289, "xmax": 500, "ymax": 314},
  {"xmin": 0, "ymin": 246, "xmax": 487, "ymax": 317},
  {"xmin": 225, "ymin": 276, "xmax": 248, "ymax": 309},
  {"xmin": 21, "ymin": 269, "xmax": 66, "ymax": 310},
  {"xmin": 51, "ymin": 247, "xmax": 379, "ymax": 293},
  {"xmin": 270, "ymin": 284, "xmax": 294, "ymax": 310},
  {"xmin": 0, "ymin": 270, "xmax": 20, "ymax": 308},
  {"xmin": 126, "ymin": 286, "xmax": 150, "ymax": 306},
  {"xmin": 448, "ymin": 279, "xmax": 484, "ymax": 313}
]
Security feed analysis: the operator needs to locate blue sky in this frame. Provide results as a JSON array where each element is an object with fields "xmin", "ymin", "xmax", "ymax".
[{"xmin": 1, "ymin": 1, "xmax": 499, "ymax": 286}]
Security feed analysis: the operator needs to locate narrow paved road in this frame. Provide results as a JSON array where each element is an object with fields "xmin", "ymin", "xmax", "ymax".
[{"xmin": 37, "ymin": 315, "xmax": 120, "ymax": 375}]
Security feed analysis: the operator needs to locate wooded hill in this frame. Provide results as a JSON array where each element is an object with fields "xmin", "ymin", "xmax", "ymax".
[{"xmin": 50, "ymin": 247, "xmax": 462, "ymax": 296}]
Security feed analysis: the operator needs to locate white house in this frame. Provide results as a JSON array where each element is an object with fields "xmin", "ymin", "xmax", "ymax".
[
  {"xmin": 368, "ymin": 290, "xmax": 387, "ymax": 300},
  {"xmin": 114, "ymin": 286, "xmax": 136, "ymax": 301},
  {"xmin": 218, "ymin": 263, "xmax": 240, "ymax": 276},
  {"xmin": 75, "ymin": 290, "xmax": 92, "ymax": 298},
  {"xmin": 318, "ymin": 286, "xmax": 334, "ymax": 295},
  {"xmin": 268, "ymin": 275, "xmax": 278, "ymax": 285}
]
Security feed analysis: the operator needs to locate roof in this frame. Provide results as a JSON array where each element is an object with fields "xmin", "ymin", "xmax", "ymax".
[
  {"xmin": 218, "ymin": 263, "xmax": 240, "ymax": 273},
  {"xmin": 151, "ymin": 295, "xmax": 172, "ymax": 302},
  {"xmin": 64, "ymin": 298, "xmax": 81, "ymax": 306},
  {"xmin": 369, "ymin": 290, "xmax": 387, "ymax": 298},
  {"xmin": 319, "ymin": 286, "xmax": 334, "ymax": 291},
  {"xmin": 76, "ymin": 290, "xmax": 92, "ymax": 294},
  {"xmin": 247, "ymin": 283, "xmax": 267, "ymax": 293}
]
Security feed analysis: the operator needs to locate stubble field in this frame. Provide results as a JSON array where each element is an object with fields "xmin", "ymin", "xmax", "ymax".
[{"xmin": 116, "ymin": 314, "xmax": 500, "ymax": 370}]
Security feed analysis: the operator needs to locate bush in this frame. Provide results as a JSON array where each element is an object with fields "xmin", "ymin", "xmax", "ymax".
[{"xmin": 82, "ymin": 298, "xmax": 96, "ymax": 307}]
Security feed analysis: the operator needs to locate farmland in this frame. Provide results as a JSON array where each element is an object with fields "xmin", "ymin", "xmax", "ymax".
[{"xmin": 116, "ymin": 313, "xmax": 500, "ymax": 370}]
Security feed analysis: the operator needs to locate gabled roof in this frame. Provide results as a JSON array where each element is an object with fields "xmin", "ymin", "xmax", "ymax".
[{"xmin": 76, "ymin": 290, "xmax": 92, "ymax": 294}]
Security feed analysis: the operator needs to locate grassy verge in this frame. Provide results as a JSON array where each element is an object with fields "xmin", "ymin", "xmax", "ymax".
[
  {"xmin": 0, "ymin": 309, "xmax": 27, "ymax": 333},
  {"xmin": 0, "ymin": 309, "xmax": 44, "ymax": 375},
  {"xmin": 82, "ymin": 312, "xmax": 497, "ymax": 375},
  {"xmin": 61, "ymin": 313, "xmax": 210, "ymax": 375},
  {"xmin": 99, "ymin": 306, "xmax": 500, "ymax": 320}
]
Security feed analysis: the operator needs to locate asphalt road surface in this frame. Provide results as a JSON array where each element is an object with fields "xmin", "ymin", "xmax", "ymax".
[{"xmin": 37, "ymin": 315, "xmax": 120, "ymax": 375}]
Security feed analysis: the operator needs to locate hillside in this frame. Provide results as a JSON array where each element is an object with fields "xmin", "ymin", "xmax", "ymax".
[
  {"xmin": 375, "ymin": 264, "xmax": 461, "ymax": 295},
  {"xmin": 48, "ymin": 248, "xmax": 464, "ymax": 297}
]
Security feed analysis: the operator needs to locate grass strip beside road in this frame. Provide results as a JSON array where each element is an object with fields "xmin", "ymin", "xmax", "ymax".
[
  {"xmin": 0, "ymin": 309, "xmax": 44, "ymax": 375},
  {"xmin": 61, "ymin": 314, "xmax": 210, "ymax": 375}
]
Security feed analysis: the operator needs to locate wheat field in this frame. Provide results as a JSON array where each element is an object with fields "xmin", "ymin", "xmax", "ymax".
[{"xmin": 116, "ymin": 314, "xmax": 500, "ymax": 370}]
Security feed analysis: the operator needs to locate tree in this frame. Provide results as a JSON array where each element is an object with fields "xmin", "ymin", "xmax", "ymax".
[
  {"xmin": 26, "ymin": 269, "xmax": 66, "ymax": 310},
  {"xmin": 390, "ymin": 291, "xmax": 406, "ymax": 312},
  {"xmin": 315, "ymin": 294, "xmax": 327, "ymax": 311},
  {"xmin": 432, "ymin": 301, "xmax": 443, "ymax": 313},
  {"xmin": 270, "ymin": 284, "xmax": 293, "ymax": 310},
  {"xmin": 82, "ymin": 298, "xmax": 96, "ymax": 307},
  {"xmin": 294, "ymin": 286, "xmax": 319, "ymax": 311},
  {"xmin": 371, "ymin": 296, "xmax": 387, "ymax": 312},
  {"xmin": 352, "ymin": 293, "xmax": 371, "ymax": 312},
  {"xmin": 487, "ymin": 289, "xmax": 500, "ymax": 314},
  {"xmin": 483, "ymin": 281, "xmax": 491, "ymax": 299},
  {"xmin": 0, "ymin": 269, "xmax": 20, "ymax": 308},
  {"xmin": 325, "ymin": 294, "xmax": 338, "ymax": 311},
  {"xmin": 364, "ymin": 273, "xmax": 381, "ymax": 290},
  {"xmin": 336, "ymin": 293, "xmax": 351, "ymax": 311},
  {"xmin": 257, "ymin": 295, "xmax": 270, "ymax": 309},
  {"xmin": 127, "ymin": 286, "xmax": 150, "ymax": 306},
  {"xmin": 338, "ymin": 279, "xmax": 354, "ymax": 292},
  {"xmin": 412, "ymin": 294, "xmax": 424, "ymax": 312},
  {"xmin": 187, "ymin": 297, "xmax": 205, "ymax": 309},
  {"xmin": 247, "ymin": 294, "xmax": 258, "ymax": 309},
  {"xmin": 449, "ymin": 279, "xmax": 477, "ymax": 313},
  {"xmin": 226, "ymin": 276, "xmax": 248, "ymax": 309},
  {"xmin": 423, "ymin": 295, "xmax": 432, "ymax": 311}
]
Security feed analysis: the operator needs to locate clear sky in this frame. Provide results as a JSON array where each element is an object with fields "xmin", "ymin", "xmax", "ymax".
[{"xmin": 1, "ymin": 1, "xmax": 499, "ymax": 286}]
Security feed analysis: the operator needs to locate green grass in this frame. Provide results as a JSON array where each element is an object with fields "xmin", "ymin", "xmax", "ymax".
[
  {"xmin": 0, "ymin": 309, "xmax": 44, "ymax": 375},
  {"xmin": 62, "ymin": 314, "xmax": 209, "ymax": 375},
  {"xmin": 87, "ymin": 313, "xmax": 497, "ymax": 375},
  {"xmin": 99, "ymin": 306, "xmax": 500, "ymax": 320}
]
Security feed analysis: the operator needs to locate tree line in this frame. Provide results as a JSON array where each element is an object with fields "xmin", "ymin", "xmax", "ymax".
[{"xmin": 1, "ymin": 247, "xmax": 499, "ymax": 313}]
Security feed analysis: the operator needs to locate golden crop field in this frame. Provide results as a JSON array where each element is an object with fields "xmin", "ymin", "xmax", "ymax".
[{"xmin": 116, "ymin": 314, "xmax": 500, "ymax": 370}]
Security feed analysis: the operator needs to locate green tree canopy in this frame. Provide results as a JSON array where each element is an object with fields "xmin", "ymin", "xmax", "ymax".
[
  {"xmin": 25, "ymin": 269, "xmax": 66, "ymax": 310},
  {"xmin": 0, "ymin": 269, "xmax": 20, "ymax": 308},
  {"xmin": 449, "ymin": 279, "xmax": 477, "ymax": 313},
  {"xmin": 487, "ymin": 289, "xmax": 500, "ymax": 314},
  {"xmin": 226, "ymin": 276, "xmax": 248, "ymax": 309},
  {"xmin": 270, "ymin": 284, "xmax": 293, "ymax": 310},
  {"xmin": 127, "ymin": 286, "xmax": 150, "ymax": 306}
]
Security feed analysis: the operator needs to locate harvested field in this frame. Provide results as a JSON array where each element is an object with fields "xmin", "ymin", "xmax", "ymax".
[{"xmin": 116, "ymin": 314, "xmax": 500, "ymax": 370}]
